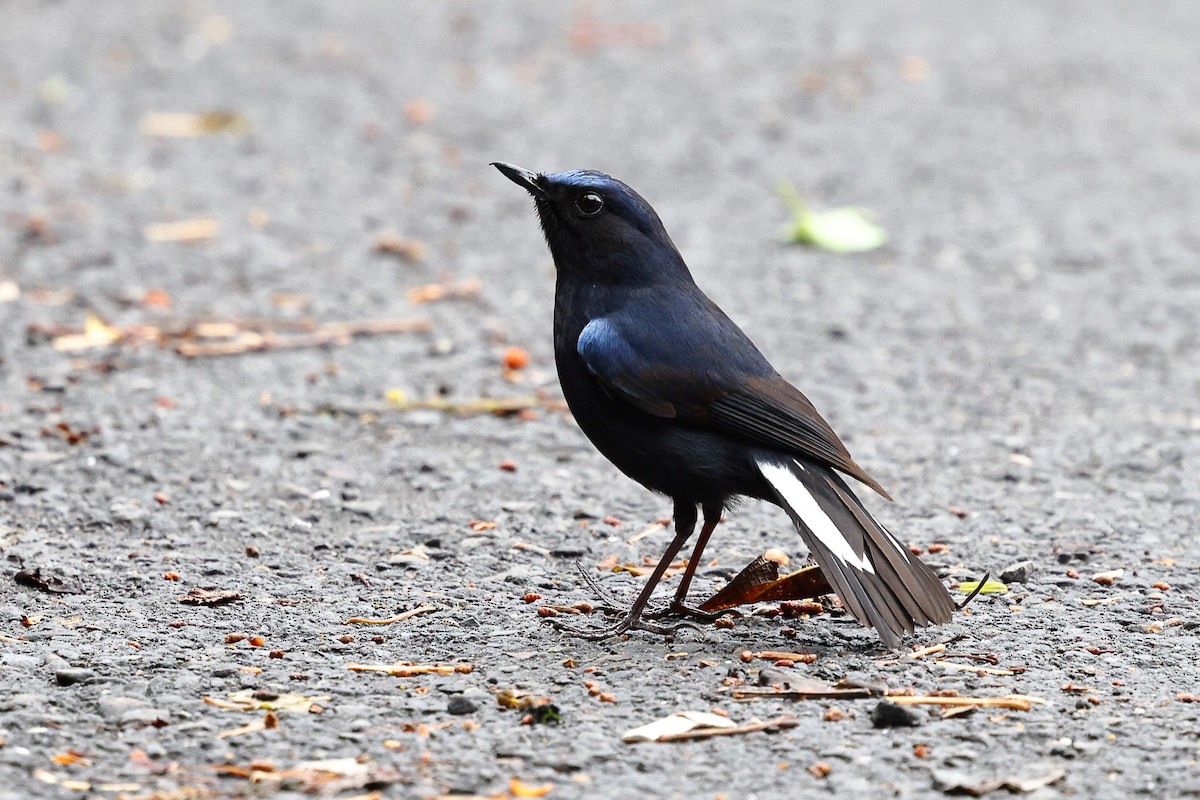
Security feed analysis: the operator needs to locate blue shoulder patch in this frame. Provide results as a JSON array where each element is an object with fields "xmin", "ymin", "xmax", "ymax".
[{"xmin": 577, "ymin": 317, "xmax": 619, "ymax": 378}]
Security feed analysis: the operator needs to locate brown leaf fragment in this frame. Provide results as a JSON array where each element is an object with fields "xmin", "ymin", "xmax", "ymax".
[
  {"xmin": 406, "ymin": 277, "xmax": 482, "ymax": 305},
  {"xmin": 700, "ymin": 556, "xmax": 832, "ymax": 612},
  {"xmin": 374, "ymin": 232, "xmax": 427, "ymax": 263},
  {"xmin": 14, "ymin": 566, "xmax": 83, "ymax": 594},
  {"xmin": 177, "ymin": 587, "xmax": 243, "ymax": 606}
]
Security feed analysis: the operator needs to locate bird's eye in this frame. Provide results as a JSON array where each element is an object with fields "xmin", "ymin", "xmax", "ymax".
[{"xmin": 575, "ymin": 192, "xmax": 604, "ymax": 217}]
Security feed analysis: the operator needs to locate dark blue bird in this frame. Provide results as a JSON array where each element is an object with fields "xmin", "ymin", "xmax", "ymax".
[{"xmin": 492, "ymin": 162, "xmax": 953, "ymax": 648}]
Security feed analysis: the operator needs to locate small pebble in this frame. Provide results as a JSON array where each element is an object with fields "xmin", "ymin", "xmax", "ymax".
[{"xmin": 447, "ymin": 696, "xmax": 477, "ymax": 715}]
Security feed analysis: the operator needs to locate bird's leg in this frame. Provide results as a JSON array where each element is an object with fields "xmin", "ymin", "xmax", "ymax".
[
  {"xmin": 551, "ymin": 502, "xmax": 699, "ymax": 640},
  {"xmin": 646, "ymin": 503, "xmax": 728, "ymax": 622}
]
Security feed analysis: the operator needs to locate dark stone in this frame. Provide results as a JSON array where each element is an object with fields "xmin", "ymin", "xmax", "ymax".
[
  {"xmin": 55, "ymin": 668, "xmax": 96, "ymax": 686},
  {"xmin": 446, "ymin": 696, "xmax": 477, "ymax": 716},
  {"xmin": 1000, "ymin": 560, "xmax": 1035, "ymax": 583},
  {"xmin": 870, "ymin": 701, "xmax": 923, "ymax": 728}
]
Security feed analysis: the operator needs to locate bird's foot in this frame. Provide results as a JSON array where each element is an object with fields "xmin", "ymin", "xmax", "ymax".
[{"xmin": 550, "ymin": 611, "xmax": 698, "ymax": 641}]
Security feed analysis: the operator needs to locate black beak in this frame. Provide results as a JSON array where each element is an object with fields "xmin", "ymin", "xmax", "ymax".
[{"xmin": 491, "ymin": 161, "xmax": 545, "ymax": 196}]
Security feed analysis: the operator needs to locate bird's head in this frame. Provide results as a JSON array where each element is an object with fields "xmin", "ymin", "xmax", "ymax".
[{"xmin": 492, "ymin": 162, "xmax": 689, "ymax": 285}]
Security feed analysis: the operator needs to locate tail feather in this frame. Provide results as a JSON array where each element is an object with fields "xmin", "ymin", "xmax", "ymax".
[{"xmin": 756, "ymin": 456, "xmax": 953, "ymax": 648}]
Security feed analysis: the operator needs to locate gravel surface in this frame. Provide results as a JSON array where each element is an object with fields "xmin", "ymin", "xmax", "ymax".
[{"xmin": 3, "ymin": 3, "xmax": 1200, "ymax": 799}]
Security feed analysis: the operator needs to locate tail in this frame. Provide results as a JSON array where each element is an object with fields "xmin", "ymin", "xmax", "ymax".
[{"xmin": 756, "ymin": 455, "xmax": 953, "ymax": 648}]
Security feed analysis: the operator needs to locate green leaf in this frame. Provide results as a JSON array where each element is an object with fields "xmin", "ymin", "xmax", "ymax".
[
  {"xmin": 957, "ymin": 580, "xmax": 1009, "ymax": 595},
  {"xmin": 778, "ymin": 181, "xmax": 887, "ymax": 254}
]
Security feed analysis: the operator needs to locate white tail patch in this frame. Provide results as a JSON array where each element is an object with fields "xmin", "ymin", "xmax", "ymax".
[{"xmin": 757, "ymin": 458, "xmax": 875, "ymax": 574}]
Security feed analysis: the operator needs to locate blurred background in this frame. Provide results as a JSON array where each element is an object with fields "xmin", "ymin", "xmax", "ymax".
[{"xmin": 4, "ymin": 2, "xmax": 1197, "ymax": 520}]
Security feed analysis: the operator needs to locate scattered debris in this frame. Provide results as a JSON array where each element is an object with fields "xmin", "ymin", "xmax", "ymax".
[
  {"xmin": 176, "ymin": 318, "xmax": 431, "ymax": 357},
  {"xmin": 375, "ymin": 232, "xmax": 427, "ymax": 262},
  {"xmin": 730, "ymin": 677, "xmax": 878, "ymax": 701},
  {"xmin": 778, "ymin": 181, "xmax": 887, "ymax": 253},
  {"xmin": 502, "ymin": 346, "xmax": 531, "ymax": 370},
  {"xmin": 935, "ymin": 662, "xmax": 1019, "ymax": 677},
  {"xmin": 205, "ymin": 690, "xmax": 328, "ymax": 713},
  {"xmin": 14, "ymin": 566, "xmax": 83, "ymax": 594},
  {"xmin": 216, "ymin": 711, "xmax": 279, "ymax": 739},
  {"xmin": 144, "ymin": 218, "xmax": 220, "ymax": 243},
  {"xmin": 931, "ymin": 766, "xmax": 1065, "ymax": 796},
  {"xmin": 496, "ymin": 689, "xmax": 561, "ymax": 724},
  {"xmin": 343, "ymin": 605, "xmax": 438, "ymax": 625},
  {"xmin": 906, "ymin": 643, "xmax": 947, "ymax": 659},
  {"xmin": 177, "ymin": 588, "xmax": 243, "ymax": 606},
  {"xmin": 623, "ymin": 711, "xmax": 797, "ymax": 743},
  {"xmin": 404, "ymin": 98, "xmax": 437, "ymax": 125},
  {"xmin": 347, "ymin": 662, "xmax": 473, "ymax": 677},
  {"xmin": 627, "ymin": 518, "xmax": 670, "ymax": 544},
  {"xmin": 213, "ymin": 756, "xmax": 402, "ymax": 794},
  {"xmin": 33, "ymin": 316, "xmax": 432, "ymax": 357},
  {"xmin": 139, "ymin": 111, "xmax": 250, "ymax": 137},
  {"xmin": 1092, "ymin": 569, "xmax": 1124, "ymax": 586},
  {"xmin": 384, "ymin": 391, "xmax": 565, "ymax": 417},
  {"xmin": 407, "ymin": 277, "xmax": 482, "ymax": 304},
  {"xmin": 739, "ymin": 650, "xmax": 818, "ymax": 666},
  {"xmin": 509, "ymin": 777, "xmax": 555, "ymax": 798}
]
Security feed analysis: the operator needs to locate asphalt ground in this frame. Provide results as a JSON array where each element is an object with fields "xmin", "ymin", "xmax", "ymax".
[{"xmin": 2, "ymin": 3, "xmax": 1199, "ymax": 798}]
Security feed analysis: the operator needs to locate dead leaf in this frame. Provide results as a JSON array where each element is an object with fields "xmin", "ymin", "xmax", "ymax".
[
  {"xmin": 622, "ymin": 711, "xmax": 734, "ymax": 742},
  {"xmin": 177, "ymin": 587, "xmax": 242, "ymax": 606},
  {"xmin": 14, "ymin": 566, "xmax": 83, "ymax": 594},
  {"xmin": 931, "ymin": 766, "xmax": 1065, "ymax": 796},
  {"xmin": 700, "ymin": 556, "xmax": 831, "ymax": 612},
  {"xmin": 887, "ymin": 695, "xmax": 1043, "ymax": 711}
]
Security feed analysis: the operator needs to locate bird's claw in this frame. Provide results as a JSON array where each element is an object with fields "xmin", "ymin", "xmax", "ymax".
[
  {"xmin": 573, "ymin": 561, "xmax": 628, "ymax": 611},
  {"xmin": 549, "ymin": 613, "xmax": 697, "ymax": 640}
]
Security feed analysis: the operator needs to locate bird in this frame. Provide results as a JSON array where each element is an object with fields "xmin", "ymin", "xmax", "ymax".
[{"xmin": 492, "ymin": 161, "xmax": 954, "ymax": 648}]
